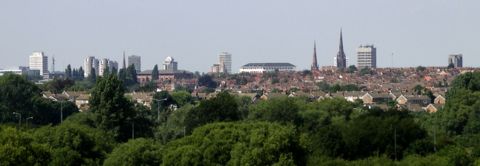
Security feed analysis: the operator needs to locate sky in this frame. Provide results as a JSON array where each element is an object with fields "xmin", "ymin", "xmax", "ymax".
[{"xmin": 0, "ymin": 0, "xmax": 479, "ymax": 73}]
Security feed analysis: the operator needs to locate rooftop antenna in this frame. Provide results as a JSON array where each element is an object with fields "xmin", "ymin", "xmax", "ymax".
[{"xmin": 52, "ymin": 55, "xmax": 55, "ymax": 73}]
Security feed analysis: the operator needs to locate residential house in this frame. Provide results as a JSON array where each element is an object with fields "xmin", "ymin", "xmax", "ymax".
[
  {"xmin": 362, "ymin": 92, "xmax": 394, "ymax": 105},
  {"xmin": 126, "ymin": 92, "xmax": 154, "ymax": 108},
  {"xmin": 434, "ymin": 95, "xmax": 446, "ymax": 105},
  {"xmin": 424, "ymin": 104, "xmax": 444, "ymax": 113},
  {"xmin": 397, "ymin": 95, "xmax": 431, "ymax": 107}
]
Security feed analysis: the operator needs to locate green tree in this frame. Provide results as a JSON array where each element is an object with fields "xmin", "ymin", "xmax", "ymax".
[
  {"xmin": 151, "ymin": 91, "xmax": 175, "ymax": 123},
  {"xmin": 78, "ymin": 67, "xmax": 85, "ymax": 80},
  {"xmin": 89, "ymin": 74, "xmax": 136, "ymax": 141},
  {"xmin": 359, "ymin": 67, "xmax": 373, "ymax": 76},
  {"xmin": 198, "ymin": 74, "xmax": 217, "ymax": 89},
  {"xmin": 436, "ymin": 72, "xmax": 480, "ymax": 135},
  {"xmin": 152, "ymin": 65, "xmax": 159, "ymax": 81},
  {"xmin": 127, "ymin": 64, "xmax": 138, "ymax": 84},
  {"xmin": 44, "ymin": 78, "xmax": 75, "ymax": 93},
  {"xmin": 171, "ymin": 90, "xmax": 193, "ymax": 107},
  {"xmin": 155, "ymin": 104, "xmax": 193, "ymax": 144},
  {"xmin": 416, "ymin": 66, "xmax": 426, "ymax": 72},
  {"xmin": 248, "ymin": 96, "xmax": 301, "ymax": 125},
  {"xmin": 0, "ymin": 73, "xmax": 41, "ymax": 122},
  {"xmin": 32, "ymin": 98, "xmax": 78, "ymax": 125},
  {"xmin": 103, "ymin": 66, "xmax": 110, "ymax": 76},
  {"xmin": 185, "ymin": 91, "xmax": 239, "ymax": 133},
  {"xmin": 118, "ymin": 68, "xmax": 127, "ymax": 85},
  {"xmin": 341, "ymin": 110, "xmax": 426, "ymax": 160},
  {"xmin": 65, "ymin": 64, "xmax": 72, "ymax": 79},
  {"xmin": 0, "ymin": 126, "xmax": 51, "ymax": 166},
  {"xmin": 448, "ymin": 63, "xmax": 455, "ymax": 69},
  {"xmin": 347, "ymin": 65, "xmax": 357, "ymax": 73},
  {"xmin": 104, "ymin": 138, "xmax": 163, "ymax": 166},
  {"xmin": 315, "ymin": 98, "xmax": 354, "ymax": 120},
  {"xmin": 33, "ymin": 122, "xmax": 115, "ymax": 165},
  {"xmin": 162, "ymin": 122, "xmax": 304, "ymax": 166},
  {"xmin": 413, "ymin": 84, "xmax": 426, "ymax": 95},
  {"xmin": 88, "ymin": 68, "xmax": 97, "ymax": 83}
]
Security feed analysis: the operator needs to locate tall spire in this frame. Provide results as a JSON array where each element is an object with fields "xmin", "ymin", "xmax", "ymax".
[
  {"xmin": 339, "ymin": 29, "xmax": 344, "ymax": 52},
  {"xmin": 336, "ymin": 29, "xmax": 347, "ymax": 69},
  {"xmin": 122, "ymin": 51, "xmax": 126, "ymax": 69},
  {"xmin": 311, "ymin": 40, "xmax": 319, "ymax": 71}
]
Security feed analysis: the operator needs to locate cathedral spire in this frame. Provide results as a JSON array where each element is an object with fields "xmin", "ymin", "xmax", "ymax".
[
  {"xmin": 340, "ymin": 29, "xmax": 344, "ymax": 52},
  {"xmin": 122, "ymin": 51, "xmax": 126, "ymax": 69},
  {"xmin": 311, "ymin": 40, "xmax": 319, "ymax": 71},
  {"xmin": 336, "ymin": 29, "xmax": 347, "ymax": 69}
]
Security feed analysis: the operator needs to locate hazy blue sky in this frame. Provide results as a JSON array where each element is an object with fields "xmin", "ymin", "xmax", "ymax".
[{"xmin": 1, "ymin": 0, "xmax": 479, "ymax": 72}]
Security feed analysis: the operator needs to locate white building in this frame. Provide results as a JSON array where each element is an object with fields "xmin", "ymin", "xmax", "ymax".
[
  {"xmin": 357, "ymin": 45, "xmax": 377, "ymax": 69},
  {"xmin": 210, "ymin": 64, "xmax": 221, "ymax": 73},
  {"xmin": 84, "ymin": 56, "xmax": 95, "ymax": 77},
  {"xmin": 0, "ymin": 69, "xmax": 23, "ymax": 76},
  {"xmin": 99, "ymin": 58, "xmax": 109, "ymax": 76},
  {"xmin": 128, "ymin": 55, "xmax": 141, "ymax": 72},
  {"xmin": 100, "ymin": 59, "xmax": 119, "ymax": 76},
  {"xmin": 239, "ymin": 63, "xmax": 296, "ymax": 73},
  {"xmin": 163, "ymin": 56, "xmax": 178, "ymax": 71},
  {"xmin": 219, "ymin": 52, "xmax": 232, "ymax": 74},
  {"xmin": 29, "ymin": 52, "xmax": 49, "ymax": 79}
]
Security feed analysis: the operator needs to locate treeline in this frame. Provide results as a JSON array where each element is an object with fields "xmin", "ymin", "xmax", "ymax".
[{"xmin": 1, "ymin": 72, "xmax": 480, "ymax": 165}]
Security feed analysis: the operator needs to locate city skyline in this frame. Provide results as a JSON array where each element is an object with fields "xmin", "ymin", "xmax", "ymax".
[{"xmin": 1, "ymin": 1, "xmax": 479, "ymax": 72}]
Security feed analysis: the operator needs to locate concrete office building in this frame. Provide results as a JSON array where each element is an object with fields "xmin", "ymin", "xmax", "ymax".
[
  {"xmin": 109, "ymin": 60, "xmax": 118, "ymax": 73},
  {"xmin": 210, "ymin": 64, "xmax": 221, "ymax": 73},
  {"xmin": 128, "ymin": 55, "xmax": 141, "ymax": 72},
  {"xmin": 99, "ymin": 58, "xmax": 119, "ymax": 76},
  {"xmin": 448, "ymin": 54, "xmax": 463, "ymax": 68},
  {"xmin": 99, "ymin": 58, "xmax": 109, "ymax": 76},
  {"xmin": 219, "ymin": 52, "xmax": 232, "ymax": 74},
  {"xmin": 357, "ymin": 45, "xmax": 377, "ymax": 69},
  {"xmin": 84, "ymin": 56, "xmax": 95, "ymax": 77},
  {"xmin": 93, "ymin": 58, "xmax": 99, "ymax": 76},
  {"xmin": 29, "ymin": 52, "xmax": 49, "ymax": 79}
]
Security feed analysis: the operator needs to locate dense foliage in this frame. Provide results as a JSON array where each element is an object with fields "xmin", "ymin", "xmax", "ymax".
[{"xmin": 162, "ymin": 122, "xmax": 303, "ymax": 166}]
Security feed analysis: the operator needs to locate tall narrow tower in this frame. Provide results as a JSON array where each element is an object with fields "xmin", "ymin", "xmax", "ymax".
[
  {"xmin": 122, "ymin": 51, "xmax": 126, "ymax": 69},
  {"xmin": 336, "ymin": 29, "xmax": 347, "ymax": 69},
  {"xmin": 51, "ymin": 56, "xmax": 55, "ymax": 73},
  {"xmin": 311, "ymin": 41, "xmax": 319, "ymax": 71}
]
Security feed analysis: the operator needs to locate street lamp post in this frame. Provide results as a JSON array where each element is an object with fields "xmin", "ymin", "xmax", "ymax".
[
  {"xmin": 132, "ymin": 122, "xmax": 135, "ymax": 139},
  {"xmin": 153, "ymin": 98, "xmax": 168, "ymax": 122},
  {"xmin": 26, "ymin": 117, "xmax": 33, "ymax": 129},
  {"xmin": 13, "ymin": 112, "xmax": 21, "ymax": 129}
]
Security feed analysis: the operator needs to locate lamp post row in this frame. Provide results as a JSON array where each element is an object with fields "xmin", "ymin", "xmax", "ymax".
[{"xmin": 12, "ymin": 112, "xmax": 33, "ymax": 129}]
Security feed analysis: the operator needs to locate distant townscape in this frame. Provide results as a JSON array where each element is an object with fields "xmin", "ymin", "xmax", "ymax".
[
  {"xmin": 0, "ymin": 30, "xmax": 472, "ymax": 116},
  {"xmin": 0, "ymin": 30, "xmax": 470, "ymax": 114}
]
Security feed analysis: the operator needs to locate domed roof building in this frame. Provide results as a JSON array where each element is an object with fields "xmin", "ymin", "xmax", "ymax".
[{"xmin": 163, "ymin": 56, "xmax": 178, "ymax": 71}]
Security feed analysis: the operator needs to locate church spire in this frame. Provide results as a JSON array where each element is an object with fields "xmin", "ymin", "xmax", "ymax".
[
  {"xmin": 122, "ymin": 51, "xmax": 126, "ymax": 69},
  {"xmin": 311, "ymin": 40, "xmax": 319, "ymax": 71},
  {"xmin": 339, "ymin": 29, "xmax": 344, "ymax": 52},
  {"xmin": 336, "ymin": 29, "xmax": 347, "ymax": 69}
]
